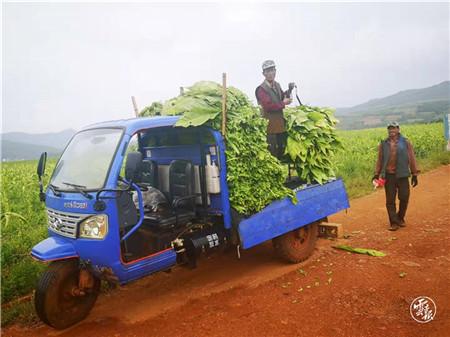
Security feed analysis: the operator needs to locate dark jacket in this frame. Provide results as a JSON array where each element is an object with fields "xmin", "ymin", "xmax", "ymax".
[
  {"xmin": 255, "ymin": 81, "xmax": 287, "ymax": 134},
  {"xmin": 375, "ymin": 134, "xmax": 420, "ymax": 178}
]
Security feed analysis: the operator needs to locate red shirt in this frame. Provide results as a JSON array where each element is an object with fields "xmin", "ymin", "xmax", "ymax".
[{"xmin": 255, "ymin": 86, "xmax": 286, "ymax": 112}]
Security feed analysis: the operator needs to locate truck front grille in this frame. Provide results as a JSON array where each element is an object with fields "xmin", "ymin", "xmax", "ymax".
[{"xmin": 47, "ymin": 208, "xmax": 91, "ymax": 238}]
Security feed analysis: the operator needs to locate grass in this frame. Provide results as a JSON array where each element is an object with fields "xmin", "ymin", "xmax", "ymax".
[{"xmin": 1, "ymin": 299, "xmax": 38, "ymax": 327}]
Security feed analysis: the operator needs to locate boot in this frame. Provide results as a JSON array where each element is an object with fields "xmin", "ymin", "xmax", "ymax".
[{"xmin": 388, "ymin": 223, "xmax": 399, "ymax": 231}]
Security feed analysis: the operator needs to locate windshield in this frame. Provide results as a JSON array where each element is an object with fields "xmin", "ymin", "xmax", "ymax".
[{"xmin": 50, "ymin": 128, "xmax": 123, "ymax": 190}]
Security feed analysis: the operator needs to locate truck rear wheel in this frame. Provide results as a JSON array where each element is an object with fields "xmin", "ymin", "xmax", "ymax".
[
  {"xmin": 272, "ymin": 222, "xmax": 319, "ymax": 263},
  {"xmin": 34, "ymin": 259, "xmax": 100, "ymax": 330}
]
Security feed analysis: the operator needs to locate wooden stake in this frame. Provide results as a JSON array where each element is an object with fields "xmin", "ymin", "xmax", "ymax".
[
  {"xmin": 221, "ymin": 73, "xmax": 227, "ymax": 136},
  {"xmin": 131, "ymin": 96, "xmax": 139, "ymax": 117}
]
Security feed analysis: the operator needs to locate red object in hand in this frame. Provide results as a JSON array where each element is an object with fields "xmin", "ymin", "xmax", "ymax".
[{"xmin": 372, "ymin": 178, "xmax": 386, "ymax": 189}]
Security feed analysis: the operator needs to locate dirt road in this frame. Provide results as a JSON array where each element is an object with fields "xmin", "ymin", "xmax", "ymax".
[{"xmin": 4, "ymin": 165, "xmax": 450, "ymax": 337}]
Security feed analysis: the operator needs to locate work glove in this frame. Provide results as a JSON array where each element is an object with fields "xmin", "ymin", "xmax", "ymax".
[
  {"xmin": 283, "ymin": 97, "xmax": 292, "ymax": 105},
  {"xmin": 411, "ymin": 175, "xmax": 418, "ymax": 187},
  {"xmin": 372, "ymin": 174, "xmax": 379, "ymax": 182}
]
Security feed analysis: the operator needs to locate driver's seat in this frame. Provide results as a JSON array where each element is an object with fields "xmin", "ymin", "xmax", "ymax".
[
  {"xmin": 144, "ymin": 159, "xmax": 196, "ymax": 230},
  {"xmin": 125, "ymin": 152, "xmax": 196, "ymax": 230}
]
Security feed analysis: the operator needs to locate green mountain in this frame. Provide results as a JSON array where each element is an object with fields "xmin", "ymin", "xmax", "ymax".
[
  {"xmin": 336, "ymin": 81, "xmax": 450, "ymax": 129},
  {"xmin": 1, "ymin": 129, "xmax": 76, "ymax": 162}
]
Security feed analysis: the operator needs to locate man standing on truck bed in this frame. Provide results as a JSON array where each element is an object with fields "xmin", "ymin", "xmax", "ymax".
[
  {"xmin": 373, "ymin": 122, "xmax": 420, "ymax": 231},
  {"xmin": 255, "ymin": 60, "xmax": 293, "ymax": 159}
]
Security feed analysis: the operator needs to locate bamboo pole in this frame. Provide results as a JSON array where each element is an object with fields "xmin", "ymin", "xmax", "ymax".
[
  {"xmin": 131, "ymin": 96, "xmax": 139, "ymax": 117},
  {"xmin": 221, "ymin": 73, "xmax": 227, "ymax": 136}
]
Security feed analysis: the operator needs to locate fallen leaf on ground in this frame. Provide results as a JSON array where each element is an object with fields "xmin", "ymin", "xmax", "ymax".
[{"xmin": 333, "ymin": 245, "xmax": 386, "ymax": 257}]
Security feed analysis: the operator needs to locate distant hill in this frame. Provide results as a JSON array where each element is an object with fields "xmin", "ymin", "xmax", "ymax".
[
  {"xmin": 336, "ymin": 81, "xmax": 450, "ymax": 129},
  {"xmin": 1, "ymin": 140, "xmax": 62, "ymax": 162},
  {"xmin": 1, "ymin": 129, "xmax": 76, "ymax": 161},
  {"xmin": 2, "ymin": 129, "xmax": 76, "ymax": 148}
]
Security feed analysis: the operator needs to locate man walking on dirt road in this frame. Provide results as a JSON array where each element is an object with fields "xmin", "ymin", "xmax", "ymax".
[
  {"xmin": 373, "ymin": 122, "xmax": 420, "ymax": 231},
  {"xmin": 255, "ymin": 60, "xmax": 293, "ymax": 159}
]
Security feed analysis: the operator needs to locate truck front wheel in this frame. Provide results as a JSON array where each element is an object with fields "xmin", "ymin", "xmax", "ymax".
[
  {"xmin": 272, "ymin": 222, "xmax": 319, "ymax": 263},
  {"xmin": 34, "ymin": 259, "xmax": 100, "ymax": 330}
]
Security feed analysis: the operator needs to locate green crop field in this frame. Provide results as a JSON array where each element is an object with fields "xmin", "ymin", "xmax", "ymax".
[
  {"xmin": 1, "ymin": 122, "xmax": 449, "ymax": 325},
  {"xmin": 1, "ymin": 160, "xmax": 56, "ymax": 304},
  {"xmin": 334, "ymin": 122, "xmax": 450, "ymax": 198}
]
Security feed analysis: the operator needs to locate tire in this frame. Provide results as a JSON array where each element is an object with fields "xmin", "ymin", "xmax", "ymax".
[
  {"xmin": 272, "ymin": 222, "xmax": 319, "ymax": 263},
  {"xmin": 34, "ymin": 259, "xmax": 100, "ymax": 330}
]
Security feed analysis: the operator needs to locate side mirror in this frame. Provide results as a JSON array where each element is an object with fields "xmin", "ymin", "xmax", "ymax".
[
  {"xmin": 37, "ymin": 152, "xmax": 47, "ymax": 178},
  {"xmin": 125, "ymin": 152, "xmax": 142, "ymax": 182},
  {"xmin": 37, "ymin": 152, "xmax": 47, "ymax": 202}
]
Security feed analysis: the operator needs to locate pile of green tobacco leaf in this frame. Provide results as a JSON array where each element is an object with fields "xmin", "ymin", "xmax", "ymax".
[
  {"xmin": 139, "ymin": 102, "xmax": 163, "ymax": 117},
  {"xmin": 139, "ymin": 81, "xmax": 341, "ymax": 214},
  {"xmin": 161, "ymin": 81, "xmax": 250, "ymax": 130},
  {"xmin": 223, "ymin": 106, "xmax": 295, "ymax": 214},
  {"xmin": 284, "ymin": 105, "xmax": 343, "ymax": 184}
]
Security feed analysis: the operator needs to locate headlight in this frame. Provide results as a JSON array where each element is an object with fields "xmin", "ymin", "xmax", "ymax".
[{"xmin": 79, "ymin": 215, "xmax": 108, "ymax": 239}]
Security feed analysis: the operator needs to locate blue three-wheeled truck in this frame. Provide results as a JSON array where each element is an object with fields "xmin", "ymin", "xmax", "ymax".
[{"xmin": 31, "ymin": 115, "xmax": 349, "ymax": 329}]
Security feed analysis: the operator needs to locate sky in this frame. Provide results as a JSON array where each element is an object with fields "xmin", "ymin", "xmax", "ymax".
[{"xmin": 2, "ymin": 2, "xmax": 449, "ymax": 133}]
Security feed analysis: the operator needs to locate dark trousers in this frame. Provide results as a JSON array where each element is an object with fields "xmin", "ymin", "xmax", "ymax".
[
  {"xmin": 267, "ymin": 133, "xmax": 287, "ymax": 160},
  {"xmin": 384, "ymin": 173, "xmax": 410, "ymax": 225}
]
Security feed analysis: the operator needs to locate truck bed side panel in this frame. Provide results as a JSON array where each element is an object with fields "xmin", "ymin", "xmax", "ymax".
[{"xmin": 238, "ymin": 179, "xmax": 349, "ymax": 249}]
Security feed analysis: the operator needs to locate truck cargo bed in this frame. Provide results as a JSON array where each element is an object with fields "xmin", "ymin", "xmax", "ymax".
[{"xmin": 238, "ymin": 179, "xmax": 349, "ymax": 249}]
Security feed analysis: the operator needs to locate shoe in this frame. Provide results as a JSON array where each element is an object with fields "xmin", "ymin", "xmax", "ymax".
[
  {"xmin": 388, "ymin": 224, "xmax": 399, "ymax": 231},
  {"xmin": 398, "ymin": 219, "xmax": 406, "ymax": 227}
]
